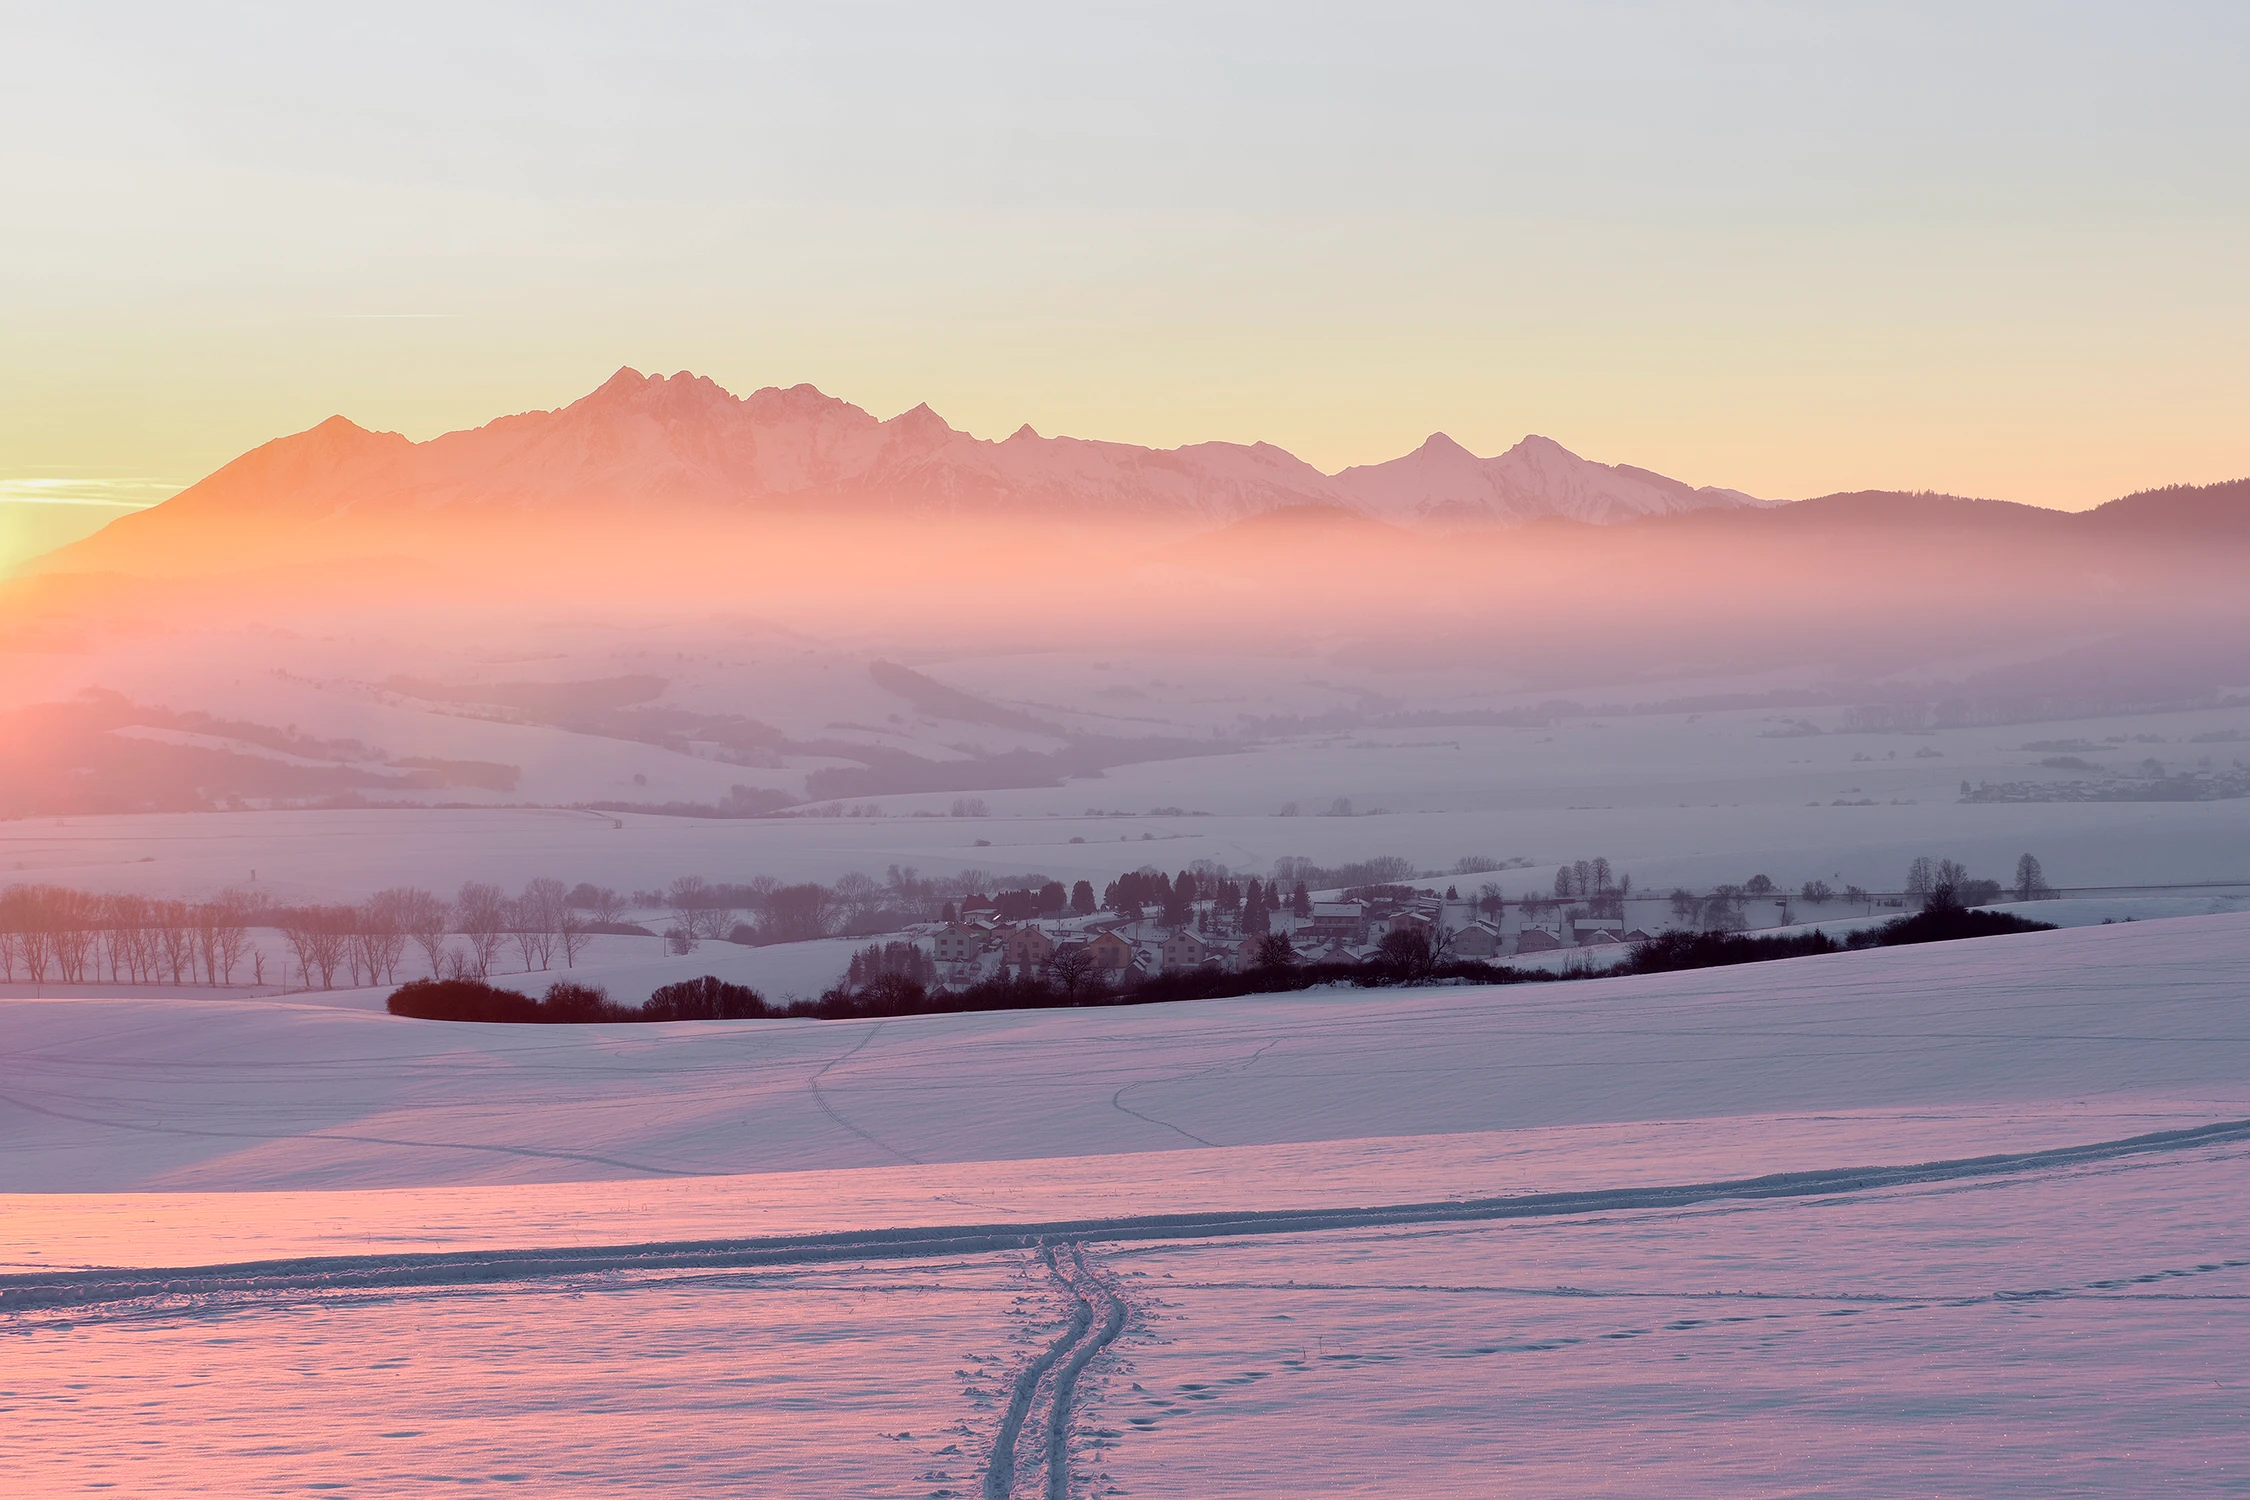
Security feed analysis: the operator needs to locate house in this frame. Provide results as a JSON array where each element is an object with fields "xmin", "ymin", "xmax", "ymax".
[
  {"xmin": 932, "ymin": 922, "xmax": 988, "ymax": 965},
  {"xmin": 1295, "ymin": 936, "xmax": 1359, "ymax": 966},
  {"xmin": 1448, "ymin": 921, "xmax": 1504, "ymax": 959},
  {"xmin": 1308, "ymin": 902, "xmax": 1366, "ymax": 942},
  {"xmin": 1622, "ymin": 928, "xmax": 1658, "ymax": 944},
  {"xmin": 1161, "ymin": 930, "xmax": 1215, "ymax": 972},
  {"xmin": 1086, "ymin": 929, "xmax": 1137, "ymax": 972},
  {"xmin": 1571, "ymin": 918, "xmax": 1626, "ymax": 947},
  {"xmin": 1514, "ymin": 926, "xmax": 1563, "ymax": 954},
  {"xmin": 1002, "ymin": 925, "xmax": 1055, "ymax": 969}
]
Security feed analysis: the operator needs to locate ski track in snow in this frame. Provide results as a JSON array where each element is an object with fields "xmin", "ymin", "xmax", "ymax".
[
  {"xmin": 1105, "ymin": 1038, "xmax": 1288, "ymax": 1148},
  {"xmin": 1040, "ymin": 1247, "xmax": 1129, "ymax": 1500},
  {"xmin": 983, "ymin": 1245, "xmax": 1091, "ymax": 1500},
  {"xmin": 10, "ymin": 920, "xmax": 2249, "ymax": 1494},
  {"xmin": 0, "ymin": 1082, "xmax": 703, "ymax": 1178},
  {"xmin": 808, "ymin": 1019, "xmax": 928, "ymax": 1166},
  {"xmin": 978, "ymin": 1241, "xmax": 1134, "ymax": 1500},
  {"xmin": 12, "ymin": 1133, "xmax": 2238, "ymax": 1497},
  {"xmin": 8, "ymin": 1116, "xmax": 2242, "ymax": 1317}
]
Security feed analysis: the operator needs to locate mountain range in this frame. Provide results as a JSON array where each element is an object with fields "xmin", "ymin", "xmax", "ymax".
[
  {"xmin": 27, "ymin": 368, "xmax": 2250, "ymax": 644},
  {"xmin": 38, "ymin": 369, "xmax": 1769, "ymax": 575}
]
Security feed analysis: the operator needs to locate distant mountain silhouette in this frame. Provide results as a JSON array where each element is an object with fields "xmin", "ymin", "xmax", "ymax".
[
  {"xmin": 36, "ymin": 368, "xmax": 1768, "ymax": 575},
  {"xmin": 1332, "ymin": 432, "xmax": 1765, "ymax": 525},
  {"xmin": 25, "ymin": 370, "xmax": 2249, "ymax": 645},
  {"xmin": 2085, "ymin": 477, "xmax": 2250, "ymax": 537}
]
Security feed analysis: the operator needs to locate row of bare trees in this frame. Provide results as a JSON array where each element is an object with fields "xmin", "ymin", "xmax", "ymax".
[
  {"xmin": 0, "ymin": 885, "xmax": 263, "ymax": 986},
  {"xmin": 0, "ymin": 878, "xmax": 597, "ymax": 992},
  {"xmin": 271, "ymin": 880, "xmax": 593, "ymax": 989}
]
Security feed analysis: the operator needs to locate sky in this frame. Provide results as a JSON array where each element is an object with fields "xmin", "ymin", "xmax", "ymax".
[{"xmin": 5, "ymin": 1, "xmax": 2249, "ymax": 568}]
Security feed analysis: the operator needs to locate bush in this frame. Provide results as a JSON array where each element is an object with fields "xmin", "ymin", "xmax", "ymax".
[
  {"xmin": 643, "ymin": 975, "xmax": 771, "ymax": 1020},
  {"xmin": 1626, "ymin": 929, "xmax": 1843, "ymax": 974},
  {"xmin": 386, "ymin": 977, "xmax": 545, "ymax": 1023},
  {"xmin": 389, "ymin": 974, "xmax": 746, "ymax": 1023},
  {"xmin": 1861, "ymin": 895, "xmax": 2054, "ymax": 947},
  {"xmin": 542, "ymin": 981, "xmax": 619, "ymax": 1023}
]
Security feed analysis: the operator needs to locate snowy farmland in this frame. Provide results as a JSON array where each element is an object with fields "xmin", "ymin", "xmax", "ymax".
[{"xmin": 5, "ymin": 914, "xmax": 2248, "ymax": 1494}]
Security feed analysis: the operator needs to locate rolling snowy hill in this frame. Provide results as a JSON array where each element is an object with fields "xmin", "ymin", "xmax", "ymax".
[{"xmin": 7, "ymin": 917, "xmax": 2247, "ymax": 1496}]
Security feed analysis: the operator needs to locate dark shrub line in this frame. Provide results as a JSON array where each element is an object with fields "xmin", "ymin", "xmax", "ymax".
[
  {"xmin": 1626, "ymin": 899, "xmax": 2053, "ymax": 974},
  {"xmin": 385, "ymin": 898, "xmax": 2058, "ymax": 1026}
]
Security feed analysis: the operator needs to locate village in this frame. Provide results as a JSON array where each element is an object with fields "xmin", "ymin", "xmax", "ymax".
[{"xmin": 913, "ymin": 872, "xmax": 1680, "ymax": 989}]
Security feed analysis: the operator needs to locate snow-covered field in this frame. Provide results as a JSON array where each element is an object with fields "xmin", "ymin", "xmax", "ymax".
[
  {"xmin": 6, "ymin": 915, "xmax": 2248, "ymax": 1494},
  {"xmin": 9, "ymin": 700, "xmax": 2250, "ymax": 908},
  {"xmin": 7, "ymin": 772, "xmax": 2249, "ymax": 906}
]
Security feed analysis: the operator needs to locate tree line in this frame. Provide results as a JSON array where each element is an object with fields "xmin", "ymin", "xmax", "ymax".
[
  {"xmin": 387, "ymin": 884, "xmax": 2059, "ymax": 1027},
  {"xmin": 0, "ymin": 878, "xmax": 596, "ymax": 991},
  {"xmin": 0, "ymin": 885, "xmax": 260, "ymax": 985}
]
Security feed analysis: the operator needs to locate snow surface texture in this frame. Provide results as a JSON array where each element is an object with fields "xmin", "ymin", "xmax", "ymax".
[
  {"xmin": 8, "ymin": 915, "xmax": 2248, "ymax": 1194},
  {"xmin": 6, "ymin": 916, "xmax": 2247, "ymax": 1495}
]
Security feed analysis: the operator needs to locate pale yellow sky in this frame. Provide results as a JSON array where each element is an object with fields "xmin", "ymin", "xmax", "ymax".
[{"xmin": 6, "ymin": 1, "xmax": 2248, "ymax": 566}]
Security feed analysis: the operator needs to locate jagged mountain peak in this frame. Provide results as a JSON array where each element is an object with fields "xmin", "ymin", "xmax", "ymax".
[{"xmin": 887, "ymin": 401, "xmax": 956, "ymax": 433}]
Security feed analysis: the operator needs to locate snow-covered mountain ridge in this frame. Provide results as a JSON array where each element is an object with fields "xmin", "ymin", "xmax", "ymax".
[{"xmin": 113, "ymin": 367, "xmax": 1771, "ymax": 533}]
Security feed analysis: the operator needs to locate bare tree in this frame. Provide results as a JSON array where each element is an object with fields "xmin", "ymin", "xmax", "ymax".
[
  {"xmin": 455, "ymin": 881, "xmax": 509, "ymax": 978},
  {"xmin": 7, "ymin": 886, "xmax": 53, "ymax": 981},
  {"xmin": 506, "ymin": 897, "xmax": 536, "ymax": 973},
  {"xmin": 192, "ymin": 898, "xmax": 226, "ymax": 985},
  {"xmin": 356, "ymin": 890, "xmax": 411, "ymax": 986},
  {"xmin": 204, "ymin": 893, "xmax": 256, "ymax": 986},
  {"xmin": 833, "ymin": 871, "xmax": 883, "ymax": 927},
  {"xmin": 394, "ymin": 887, "xmax": 451, "ymax": 978},
  {"xmin": 514, "ymin": 878, "xmax": 568, "ymax": 971},
  {"xmin": 558, "ymin": 906, "xmax": 594, "ymax": 969},
  {"xmin": 575, "ymin": 885, "xmax": 628, "ymax": 925},
  {"xmin": 759, "ymin": 883, "xmax": 834, "ymax": 944},
  {"xmin": 15, "ymin": 886, "xmax": 65, "ymax": 981},
  {"xmin": 276, "ymin": 908, "xmax": 323, "ymax": 990},
  {"xmin": 1701, "ymin": 886, "xmax": 1747, "ymax": 933},
  {"xmin": 311, "ymin": 908, "xmax": 354, "ymax": 989},
  {"xmin": 96, "ymin": 894, "xmax": 131, "ymax": 983},
  {"xmin": 1046, "ymin": 945, "xmax": 1097, "ymax": 998},
  {"xmin": 666, "ymin": 875, "xmax": 713, "ymax": 939},
  {"xmin": 52, "ymin": 888, "xmax": 98, "ymax": 982},
  {"xmin": 1376, "ymin": 927, "xmax": 1438, "ymax": 984},
  {"xmin": 157, "ymin": 902, "xmax": 197, "ymax": 985},
  {"xmin": 2013, "ymin": 853, "xmax": 2054, "ymax": 902},
  {"xmin": 664, "ymin": 875, "xmax": 740, "ymax": 941}
]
